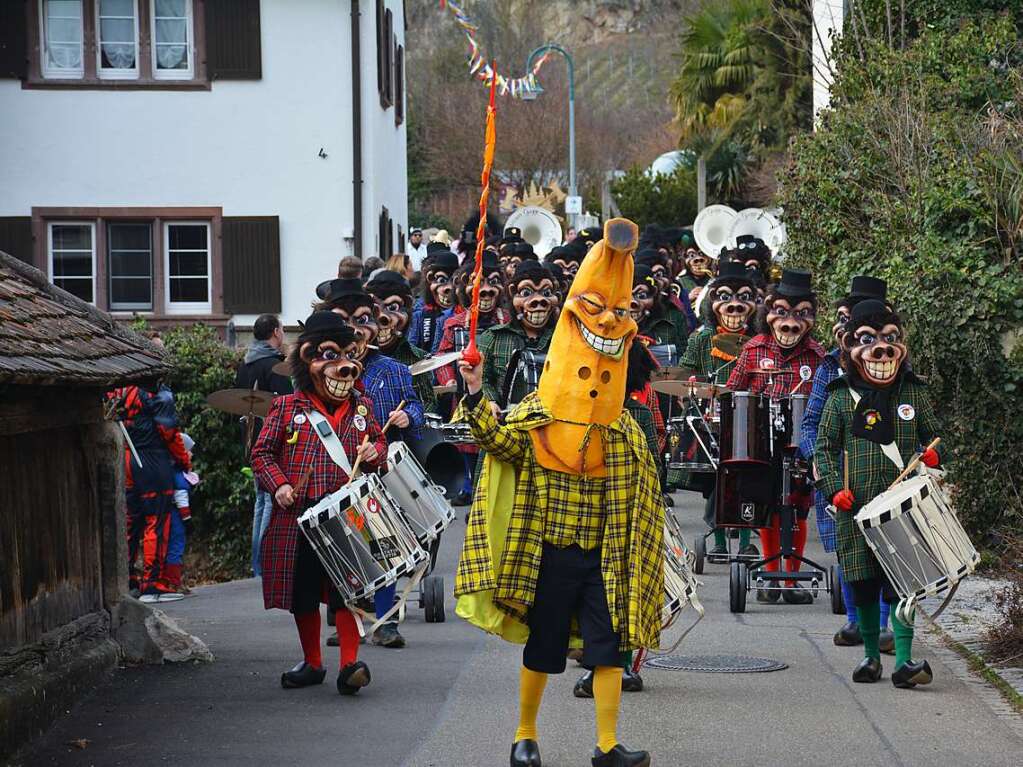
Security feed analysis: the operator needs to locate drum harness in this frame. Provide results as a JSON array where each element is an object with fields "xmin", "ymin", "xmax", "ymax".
[{"xmin": 304, "ymin": 409, "xmax": 430, "ymax": 635}]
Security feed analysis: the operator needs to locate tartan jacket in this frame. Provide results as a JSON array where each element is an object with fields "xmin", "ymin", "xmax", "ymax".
[
  {"xmin": 478, "ymin": 320, "xmax": 556, "ymax": 407},
  {"xmin": 680, "ymin": 325, "xmax": 748, "ymax": 384},
  {"xmin": 251, "ymin": 390, "xmax": 387, "ymax": 611},
  {"xmin": 387, "ymin": 337, "xmax": 438, "ymax": 415},
  {"xmin": 799, "ymin": 349, "xmax": 842, "ymax": 551},
  {"xmin": 814, "ymin": 376, "xmax": 944, "ymax": 582},
  {"xmin": 453, "ymin": 392, "xmax": 664, "ymax": 652},
  {"xmin": 638, "ymin": 312, "xmax": 686, "ymax": 356},
  {"xmin": 625, "ymin": 396, "xmax": 661, "ymax": 472},
  {"xmin": 726, "ymin": 333, "xmax": 825, "ymax": 397},
  {"xmin": 362, "ymin": 351, "xmax": 426, "ymax": 441},
  {"xmin": 434, "ymin": 307, "xmax": 511, "ymax": 388}
]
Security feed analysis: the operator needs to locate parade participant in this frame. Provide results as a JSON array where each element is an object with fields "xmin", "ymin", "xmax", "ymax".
[
  {"xmin": 106, "ymin": 379, "xmax": 191, "ymax": 602},
  {"xmin": 503, "ymin": 241, "xmax": 539, "ymax": 282},
  {"xmin": 317, "ymin": 278, "xmax": 426, "ymax": 647},
  {"xmin": 732, "ymin": 234, "xmax": 773, "ymax": 284},
  {"xmin": 677, "ymin": 240, "xmax": 716, "ymax": 306},
  {"xmin": 478, "ymin": 260, "xmax": 558, "ymax": 410},
  {"xmin": 455, "ymin": 219, "xmax": 662, "ymax": 767},
  {"xmin": 166, "ymin": 433, "xmax": 199, "ymax": 594},
  {"xmin": 407, "ymin": 227, "xmax": 428, "ymax": 272},
  {"xmin": 366, "ymin": 269, "xmax": 438, "ymax": 414},
  {"xmin": 815, "ymin": 299, "xmax": 941, "ymax": 688},
  {"xmin": 727, "ymin": 268, "xmax": 824, "ymax": 604},
  {"xmin": 547, "ymin": 244, "xmax": 582, "ymax": 283},
  {"xmin": 636, "ymin": 248, "xmax": 694, "ymax": 342},
  {"xmin": 680, "ymin": 260, "xmax": 759, "ymax": 557},
  {"xmin": 544, "ymin": 261, "xmax": 569, "ymax": 308},
  {"xmin": 574, "ymin": 227, "xmax": 600, "ymax": 252},
  {"xmin": 251, "ymin": 312, "xmax": 386, "ymax": 694},
  {"xmin": 630, "ymin": 264, "xmax": 686, "ymax": 353},
  {"xmin": 435, "ymin": 251, "xmax": 510, "ymax": 505},
  {"xmin": 800, "ymin": 276, "xmax": 894, "ymax": 650},
  {"xmin": 409, "ymin": 246, "xmax": 459, "ymax": 353}
]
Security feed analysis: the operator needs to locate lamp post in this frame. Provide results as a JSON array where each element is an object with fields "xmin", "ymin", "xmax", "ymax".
[{"xmin": 523, "ymin": 43, "xmax": 576, "ymax": 228}]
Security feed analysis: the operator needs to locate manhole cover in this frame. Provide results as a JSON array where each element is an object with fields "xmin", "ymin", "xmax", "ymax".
[{"xmin": 643, "ymin": 654, "xmax": 788, "ymax": 673}]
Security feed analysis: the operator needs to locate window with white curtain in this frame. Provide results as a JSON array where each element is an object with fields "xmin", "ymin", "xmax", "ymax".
[
  {"xmin": 108, "ymin": 222, "xmax": 152, "ymax": 310},
  {"xmin": 49, "ymin": 223, "xmax": 96, "ymax": 303},
  {"xmin": 40, "ymin": 0, "xmax": 85, "ymax": 78},
  {"xmin": 165, "ymin": 222, "xmax": 210, "ymax": 313},
  {"xmin": 152, "ymin": 0, "xmax": 193, "ymax": 80},
  {"xmin": 96, "ymin": 0, "xmax": 139, "ymax": 78}
]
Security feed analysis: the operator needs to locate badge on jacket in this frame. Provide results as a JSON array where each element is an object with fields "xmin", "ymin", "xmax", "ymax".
[
  {"xmin": 357, "ymin": 404, "xmax": 368, "ymax": 417},
  {"xmin": 897, "ymin": 404, "xmax": 915, "ymax": 421},
  {"xmin": 354, "ymin": 414, "xmax": 367, "ymax": 432}
]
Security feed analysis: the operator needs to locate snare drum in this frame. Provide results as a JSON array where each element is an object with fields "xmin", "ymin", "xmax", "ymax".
[
  {"xmin": 298, "ymin": 474, "xmax": 428, "ymax": 604},
  {"xmin": 381, "ymin": 442, "xmax": 456, "ymax": 548},
  {"xmin": 783, "ymin": 394, "xmax": 808, "ymax": 452},
  {"xmin": 663, "ymin": 515, "xmax": 704, "ymax": 630},
  {"xmin": 855, "ymin": 470, "xmax": 979, "ymax": 621}
]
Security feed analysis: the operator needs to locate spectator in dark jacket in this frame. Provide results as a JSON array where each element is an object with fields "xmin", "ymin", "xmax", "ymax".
[{"xmin": 235, "ymin": 314, "xmax": 293, "ymax": 576}]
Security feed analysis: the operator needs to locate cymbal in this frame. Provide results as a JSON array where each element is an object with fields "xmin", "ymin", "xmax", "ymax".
[
  {"xmin": 653, "ymin": 366, "xmax": 687, "ymax": 381},
  {"xmin": 433, "ymin": 383, "xmax": 457, "ymax": 396},
  {"xmin": 651, "ymin": 379, "xmax": 730, "ymax": 399},
  {"xmin": 206, "ymin": 388, "xmax": 274, "ymax": 418},
  {"xmin": 271, "ymin": 359, "xmax": 291, "ymax": 377},
  {"xmin": 409, "ymin": 351, "xmax": 463, "ymax": 376}
]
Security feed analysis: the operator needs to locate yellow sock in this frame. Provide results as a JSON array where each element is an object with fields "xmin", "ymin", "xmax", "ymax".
[
  {"xmin": 593, "ymin": 665, "xmax": 623, "ymax": 753},
  {"xmin": 513, "ymin": 666, "xmax": 548, "ymax": 742}
]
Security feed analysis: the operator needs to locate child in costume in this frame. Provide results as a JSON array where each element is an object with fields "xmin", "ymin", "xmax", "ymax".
[
  {"xmin": 251, "ymin": 312, "xmax": 387, "ymax": 695},
  {"xmin": 455, "ymin": 219, "xmax": 663, "ymax": 767},
  {"xmin": 814, "ymin": 299, "xmax": 941, "ymax": 687},
  {"xmin": 166, "ymin": 433, "xmax": 199, "ymax": 595}
]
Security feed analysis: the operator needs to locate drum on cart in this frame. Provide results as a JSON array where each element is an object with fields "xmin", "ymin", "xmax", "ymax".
[
  {"xmin": 298, "ymin": 474, "xmax": 428, "ymax": 604},
  {"xmin": 855, "ymin": 469, "xmax": 978, "ymax": 623},
  {"xmin": 776, "ymin": 394, "xmax": 808, "ymax": 452},
  {"xmin": 667, "ymin": 408, "xmax": 718, "ymax": 494},
  {"xmin": 381, "ymin": 441, "xmax": 456, "ymax": 548},
  {"xmin": 715, "ymin": 392, "xmax": 773, "ymax": 528},
  {"xmin": 413, "ymin": 416, "xmax": 469, "ymax": 498}
]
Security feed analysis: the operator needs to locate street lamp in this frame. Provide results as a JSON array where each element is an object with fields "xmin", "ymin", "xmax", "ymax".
[{"xmin": 524, "ymin": 43, "xmax": 577, "ymax": 228}]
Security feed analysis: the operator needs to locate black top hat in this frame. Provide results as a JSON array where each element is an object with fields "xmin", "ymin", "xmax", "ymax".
[
  {"xmin": 635, "ymin": 248, "xmax": 662, "ymax": 266},
  {"xmin": 365, "ymin": 269, "xmax": 411, "ymax": 299},
  {"xmin": 507, "ymin": 241, "xmax": 536, "ymax": 259},
  {"xmin": 774, "ymin": 268, "xmax": 813, "ymax": 298},
  {"xmin": 633, "ymin": 264, "xmax": 658, "ymax": 290},
  {"xmin": 426, "ymin": 241, "xmax": 450, "ymax": 256},
  {"xmin": 716, "ymin": 259, "xmax": 752, "ymax": 282},
  {"xmin": 848, "ymin": 275, "xmax": 888, "ymax": 301},
  {"xmin": 576, "ymin": 227, "xmax": 600, "ymax": 245},
  {"xmin": 511, "ymin": 259, "xmax": 550, "ymax": 285},
  {"xmin": 316, "ymin": 277, "xmax": 366, "ymax": 302},
  {"xmin": 425, "ymin": 250, "xmax": 459, "ymax": 272},
  {"xmin": 501, "ymin": 226, "xmax": 523, "ymax": 244},
  {"xmin": 735, "ymin": 234, "xmax": 769, "ymax": 254},
  {"xmin": 298, "ymin": 310, "xmax": 355, "ymax": 345},
  {"xmin": 462, "ymin": 250, "xmax": 500, "ymax": 272}
]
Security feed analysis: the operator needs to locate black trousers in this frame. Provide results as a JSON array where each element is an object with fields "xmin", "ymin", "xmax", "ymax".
[
  {"xmin": 849, "ymin": 575, "xmax": 898, "ymax": 608},
  {"xmin": 523, "ymin": 543, "xmax": 621, "ymax": 674},
  {"xmin": 291, "ymin": 534, "xmax": 347, "ymax": 614}
]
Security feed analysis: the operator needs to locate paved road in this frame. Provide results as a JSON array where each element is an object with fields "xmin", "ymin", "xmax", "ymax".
[{"xmin": 16, "ymin": 493, "xmax": 1023, "ymax": 767}]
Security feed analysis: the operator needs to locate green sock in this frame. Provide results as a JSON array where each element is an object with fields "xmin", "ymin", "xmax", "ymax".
[
  {"xmin": 622, "ymin": 650, "xmax": 633, "ymax": 670},
  {"xmin": 713, "ymin": 528, "xmax": 727, "ymax": 549},
  {"xmin": 890, "ymin": 608, "xmax": 914, "ymax": 668},
  {"xmin": 856, "ymin": 602, "xmax": 881, "ymax": 660},
  {"xmin": 739, "ymin": 529, "xmax": 750, "ymax": 548}
]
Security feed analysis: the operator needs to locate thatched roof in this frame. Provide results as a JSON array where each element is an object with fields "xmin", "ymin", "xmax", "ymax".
[{"xmin": 0, "ymin": 250, "xmax": 169, "ymax": 386}]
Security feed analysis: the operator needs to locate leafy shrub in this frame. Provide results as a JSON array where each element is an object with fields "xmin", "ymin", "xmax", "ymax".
[
  {"xmin": 611, "ymin": 166, "xmax": 698, "ymax": 231},
  {"xmin": 776, "ymin": 15, "xmax": 1023, "ymax": 540},
  {"xmin": 161, "ymin": 324, "xmax": 251, "ymax": 579}
]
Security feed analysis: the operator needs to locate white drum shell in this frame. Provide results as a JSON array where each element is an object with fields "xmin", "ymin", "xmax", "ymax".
[
  {"xmin": 298, "ymin": 474, "xmax": 427, "ymax": 604},
  {"xmin": 855, "ymin": 471, "xmax": 978, "ymax": 605},
  {"xmin": 663, "ymin": 515, "xmax": 704, "ymax": 629},
  {"xmin": 382, "ymin": 442, "xmax": 456, "ymax": 547}
]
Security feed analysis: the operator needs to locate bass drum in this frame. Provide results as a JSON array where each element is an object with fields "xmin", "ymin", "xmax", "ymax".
[
  {"xmin": 409, "ymin": 427, "xmax": 468, "ymax": 500},
  {"xmin": 715, "ymin": 392, "xmax": 773, "ymax": 528}
]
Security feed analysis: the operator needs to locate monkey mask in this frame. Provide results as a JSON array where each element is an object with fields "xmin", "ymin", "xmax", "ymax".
[
  {"xmin": 762, "ymin": 269, "xmax": 817, "ymax": 350},
  {"xmin": 843, "ymin": 299, "xmax": 907, "ymax": 388},
  {"xmin": 533, "ymin": 218, "xmax": 639, "ymax": 476},
  {"xmin": 684, "ymin": 246, "xmax": 714, "ymax": 282},
  {"xmin": 456, "ymin": 251, "xmax": 504, "ymax": 316},
  {"xmin": 423, "ymin": 248, "xmax": 458, "ymax": 309},
  {"xmin": 630, "ymin": 264, "xmax": 659, "ymax": 325},
  {"xmin": 316, "ymin": 279, "xmax": 378, "ymax": 361},
  {"xmin": 366, "ymin": 270, "xmax": 412, "ymax": 353},
  {"xmin": 291, "ymin": 311, "xmax": 363, "ymax": 405},
  {"xmin": 707, "ymin": 260, "xmax": 756, "ymax": 333},
  {"xmin": 509, "ymin": 260, "xmax": 557, "ymax": 333}
]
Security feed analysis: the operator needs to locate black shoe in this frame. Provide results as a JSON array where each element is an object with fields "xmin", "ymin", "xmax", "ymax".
[
  {"xmin": 739, "ymin": 544, "xmax": 759, "ymax": 557},
  {"xmin": 337, "ymin": 661, "xmax": 371, "ymax": 695},
  {"xmin": 573, "ymin": 670, "xmax": 594, "ymax": 698},
  {"xmin": 510, "ymin": 739, "xmax": 542, "ymax": 767},
  {"xmin": 782, "ymin": 586, "xmax": 813, "ymax": 605},
  {"xmin": 280, "ymin": 661, "xmax": 327, "ymax": 689},
  {"xmin": 326, "ymin": 631, "xmax": 339, "ymax": 647},
  {"xmin": 709, "ymin": 543, "xmax": 728, "ymax": 557},
  {"xmin": 852, "ymin": 657, "xmax": 883, "ymax": 683},
  {"xmin": 622, "ymin": 668, "xmax": 644, "ymax": 693},
  {"xmin": 833, "ymin": 622, "xmax": 863, "ymax": 646},
  {"xmin": 592, "ymin": 744, "xmax": 650, "ymax": 767},
  {"xmin": 372, "ymin": 622, "xmax": 406, "ymax": 648},
  {"xmin": 756, "ymin": 588, "xmax": 780, "ymax": 603},
  {"xmin": 879, "ymin": 629, "xmax": 895, "ymax": 655},
  {"xmin": 892, "ymin": 660, "xmax": 932, "ymax": 689}
]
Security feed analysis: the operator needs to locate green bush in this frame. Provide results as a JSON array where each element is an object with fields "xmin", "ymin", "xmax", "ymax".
[
  {"xmin": 776, "ymin": 15, "xmax": 1023, "ymax": 540},
  {"xmin": 611, "ymin": 166, "xmax": 699, "ymax": 230},
  {"xmin": 162, "ymin": 324, "xmax": 252, "ymax": 579}
]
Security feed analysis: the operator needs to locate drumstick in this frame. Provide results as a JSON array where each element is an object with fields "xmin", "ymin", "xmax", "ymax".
[
  {"xmin": 843, "ymin": 450, "xmax": 849, "ymax": 492},
  {"xmin": 345, "ymin": 400, "xmax": 406, "ymax": 485},
  {"xmin": 887, "ymin": 437, "xmax": 941, "ymax": 490}
]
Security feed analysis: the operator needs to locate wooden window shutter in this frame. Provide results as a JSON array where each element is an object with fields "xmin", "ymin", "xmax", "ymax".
[
  {"xmin": 0, "ymin": 217, "xmax": 34, "ymax": 265},
  {"xmin": 222, "ymin": 216, "xmax": 281, "ymax": 314},
  {"xmin": 206, "ymin": 0, "xmax": 263, "ymax": 80},
  {"xmin": 394, "ymin": 43, "xmax": 404, "ymax": 126},
  {"xmin": 0, "ymin": 1, "xmax": 28, "ymax": 80},
  {"xmin": 384, "ymin": 10, "xmax": 394, "ymax": 106},
  {"xmin": 376, "ymin": 0, "xmax": 385, "ymax": 100}
]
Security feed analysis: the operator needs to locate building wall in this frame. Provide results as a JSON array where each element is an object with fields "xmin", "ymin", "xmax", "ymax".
[
  {"xmin": 812, "ymin": 0, "xmax": 845, "ymax": 121},
  {"xmin": 0, "ymin": 0, "xmax": 408, "ymax": 327}
]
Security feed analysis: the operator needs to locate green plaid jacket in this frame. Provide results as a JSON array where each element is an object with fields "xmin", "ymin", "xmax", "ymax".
[
  {"xmin": 625, "ymin": 397, "xmax": 661, "ymax": 472},
  {"xmin": 389, "ymin": 338, "xmax": 438, "ymax": 414},
  {"xmin": 814, "ymin": 378, "xmax": 943, "ymax": 582},
  {"xmin": 639, "ymin": 314, "xmax": 686, "ymax": 352},
  {"xmin": 454, "ymin": 392, "xmax": 664, "ymax": 651},
  {"xmin": 478, "ymin": 322, "xmax": 556, "ymax": 406},
  {"xmin": 679, "ymin": 326, "xmax": 739, "ymax": 384}
]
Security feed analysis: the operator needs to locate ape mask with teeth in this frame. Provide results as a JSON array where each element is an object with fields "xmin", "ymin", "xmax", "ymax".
[
  {"xmin": 704, "ymin": 260, "xmax": 757, "ymax": 334},
  {"xmin": 759, "ymin": 268, "xmax": 817, "ymax": 350},
  {"xmin": 315, "ymin": 279, "xmax": 378, "ymax": 361},
  {"xmin": 630, "ymin": 264, "xmax": 659, "ymax": 325},
  {"xmin": 456, "ymin": 252, "xmax": 505, "ymax": 318},
  {"xmin": 421, "ymin": 249, "xmax": 458, "ymax": 309},
  {"xmin": 509, "ymin": 260, "xmax": 557, "ymax": 335},
  {"xmin": 290, "ymin": 311, "xmax": 363, "ymax": 405},
  {"xmin": 365, "ymin": 270, "xmax": 413, "ymax": 353}
]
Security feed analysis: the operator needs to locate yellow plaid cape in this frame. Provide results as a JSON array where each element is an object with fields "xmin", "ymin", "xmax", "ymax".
[{"xmin": 453, "ymin": 392, "xmax": 664, "ymax": 651}]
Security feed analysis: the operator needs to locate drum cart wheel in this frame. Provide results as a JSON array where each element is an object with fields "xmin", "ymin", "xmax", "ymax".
[
  {"xmin": 729, "ymin": 562, "xmax": 748, "ymax": 613},
  {"xmin": 829, "ymin": 565, "xmax": 845, "ymax": 615},
  {"xmin": 423, "ymin": 575, "xmax": 446, "ymax": 623},
  {"xmin": 693, "ymin": 535, "xmax": 707, "ymax": 575}
]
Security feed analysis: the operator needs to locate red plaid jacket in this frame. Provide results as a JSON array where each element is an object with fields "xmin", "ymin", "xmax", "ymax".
[
  {"xmin": 726, "ymin": 334, "xmax": 825, "ymax": 398},
  {"xmin": 251, "ymin": 389, "xmax": 387, "ymax": 611}
]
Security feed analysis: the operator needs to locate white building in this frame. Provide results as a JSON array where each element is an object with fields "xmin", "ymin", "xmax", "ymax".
[
  {"xmin": 812, "ymin": 0, "xmax": 845, "ymax": 121},
  {"xmin": 0, "ymin": 0, "xmax": 408, "ymax": 330}
]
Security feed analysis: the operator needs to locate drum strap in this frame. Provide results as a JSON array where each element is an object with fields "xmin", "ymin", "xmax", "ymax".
[
  {"xmin": 304, "ymin": 409, "xmax": 354, "ymax": 474},
  {"xmin": 847, "ymin": 387, "xmax": 904, "ymax": 470}
]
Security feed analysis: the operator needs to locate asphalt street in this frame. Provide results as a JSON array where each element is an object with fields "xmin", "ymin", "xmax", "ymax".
[{"xmin": 15, "ymin": 492, "xmax": 1023, "ymax": 767}]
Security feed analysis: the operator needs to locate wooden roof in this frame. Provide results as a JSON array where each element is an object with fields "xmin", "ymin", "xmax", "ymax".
[{"xmin": 0, "ymin": 250, "xmax": 169, "ymax": 386}]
